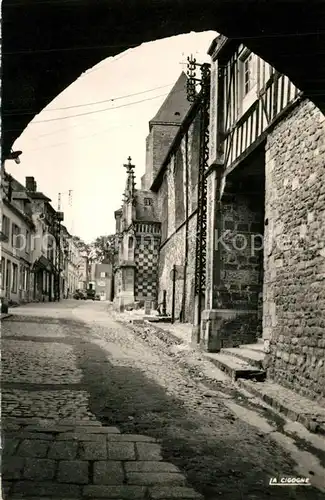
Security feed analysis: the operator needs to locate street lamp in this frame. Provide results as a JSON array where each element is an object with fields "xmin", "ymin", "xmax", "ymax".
[{"xmin": 6, "ymin": 150, "xmax": 22, "ymax": 164}]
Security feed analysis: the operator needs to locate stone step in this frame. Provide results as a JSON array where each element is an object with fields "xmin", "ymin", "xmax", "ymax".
[
  {"xmin": 145, "ymin": 316, "xmax": 172, "ymax": 323},
  {"xmin": 237, "ymin": 379, "xmax": 325, "ymax": 435},
  {"xmin": 203, "ymin": 352, "xmax": 266, "ymax": 381},
  {"xmin": 221, "ymin": 346, "xmax": 265, "ymax": 369},
  {"xmin": 244, "ymin": 342, "xmax": 265, "ymax": 353}
]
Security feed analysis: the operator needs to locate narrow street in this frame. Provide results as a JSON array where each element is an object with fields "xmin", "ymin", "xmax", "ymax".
[{"xmin": 2, "ymin": 300, "xmax": 325, "ymax": 500}]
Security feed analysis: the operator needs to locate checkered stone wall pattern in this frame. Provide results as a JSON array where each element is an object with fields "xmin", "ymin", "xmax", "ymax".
[{"xmin": 134, "ymin": 235, "xmax": 160, "ymax": 301}]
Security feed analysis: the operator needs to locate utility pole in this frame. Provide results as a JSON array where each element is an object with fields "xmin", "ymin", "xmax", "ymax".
[
  {"xmin": 58, "ymin": 190, "xmax": 73, "ymax": 211},
  {"xmin": 54, "ymin": 211, "xmax": 64, "ymax": 301},
  {"xmin": 58, "ymin": 190, "xmax": 73, "ymax": 234}
]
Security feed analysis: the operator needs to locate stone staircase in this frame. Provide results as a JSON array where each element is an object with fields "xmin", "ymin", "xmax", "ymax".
[{"xmin": 203, "ymin": 340, "xmax": 266, "ymax": 381}]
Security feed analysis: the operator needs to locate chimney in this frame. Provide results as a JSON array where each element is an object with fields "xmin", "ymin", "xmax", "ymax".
[{"xmin": 25, "ymin": 176, "xmax": 37, "ymax": 192}]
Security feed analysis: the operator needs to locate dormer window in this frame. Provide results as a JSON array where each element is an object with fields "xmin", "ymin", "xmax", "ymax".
[{"xmin": 144, "ymin": 197, "xmax": 152, "ymax": 206}]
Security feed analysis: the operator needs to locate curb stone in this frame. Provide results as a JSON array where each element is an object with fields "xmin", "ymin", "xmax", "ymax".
[
  {"xmin": 237, "ymin": 379, "xmax": 325, "ymax": 437},
  {"xmin": 114, "ymin": 311, "xmax": 325, "ymax": 438}
]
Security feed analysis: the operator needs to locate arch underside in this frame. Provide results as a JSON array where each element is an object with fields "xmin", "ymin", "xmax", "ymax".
[{"xmin": 2, "ymin": 0, "xmax": 325, "ymax": 156}]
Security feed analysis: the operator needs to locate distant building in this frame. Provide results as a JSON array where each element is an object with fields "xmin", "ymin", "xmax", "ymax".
[
  {"xmin": 25, "ymin": 176, "xmax": 63, "ymax": 302},
  {"xmin": 113, "ymin": 73, "xmax": 190, "ymax": 311},
  {"xmin": 1, "ymin": 172, "xmax": 35, "ymax": 304},
  {"xmin": 77, "ymin": 253, "xmax": 89, "ymax": 290},
  {"xmin": 94, "ymin": 263, "xmax": 112, "ymax": 301},
  {"xmin": 113, "ymin": 158, "xmax": 160, "ymax": 310},
  {"xmin": 61, "ymin": 226, "xmax": 83, "ymax": 298},
  {"xmin": 0, "ymin": 170, "xmax": 85, "ymax": 306}
]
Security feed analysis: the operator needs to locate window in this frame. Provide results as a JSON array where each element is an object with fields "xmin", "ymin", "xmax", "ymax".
[
  {"xmin": 43, "ymin": 271, "xmax": 47, "ymax": 293},
  {"xmin": 25, "ymin": 230, "xmax": 30, "ymax": 253},
  {"xmin": 144, "ymin": 197, "xmax": 152, "ymax": 206},
  {"xmin": 6, "ymin": 260, "xmax": 11, "ymax": 292},
  {"xmin": 2, "ymin": 215, "xmax": 10, "ymax": 240},
  {"xmin": 100, "ymin": 271, "xmax": 106, "ymax": 278},
  {"xmin": 25, "ymin": 269, "xmax": 29, "ymax": 291},
  {"xmin": 243, "ymin": 53, "xmax": 254, "ymax": 96},
  {"xmin": 47, "ymin": 236, "xmax": 54, "ymax": 263},
  {"xmin": 1, "ymin": 258, "xmax": 5, "ymax": 289},
  {"xmin": 12, "ymin": 263, "xmax": 18, "ymax": 293},
  {"xmin": 239, "ymin": 50, "xmax": 259, "ymax": 116},
  {"xmin": 19, "ymin": 265, "xmax": 24, "ymax": 289},
  {"xmin": 11, "ymin": 224, "xmax": 21, "ymax": 248}
]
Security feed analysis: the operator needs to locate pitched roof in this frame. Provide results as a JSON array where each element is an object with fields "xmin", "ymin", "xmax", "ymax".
[
  {"xmin": 149, "ymin": 72, "xmax": 190, "ymax": 127},
  {"xmin": 11, "ymin": 177, "xmax": 26, "ymax": 192},
  {"xmin": 11, "ymin": 191, "xmax": 30, "ymax": 200},
  {"xmin": 28, "ymin": 191, "xmax": 51, "ymax": 202}
]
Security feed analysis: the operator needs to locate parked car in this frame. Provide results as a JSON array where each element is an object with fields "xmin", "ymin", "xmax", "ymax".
[
  {"xmin": 86, "ymin": 289, "xmax": 96, "ymax": 300},
  {"xmin": 73, "ymin": 289, "xmax": 87, "ymax": 300}
]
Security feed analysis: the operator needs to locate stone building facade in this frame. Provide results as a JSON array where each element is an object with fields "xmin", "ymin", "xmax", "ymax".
[
  {"xmin": 113, "ymin": 48, "xmax": 325, "ymax": 402},
  {"xmin": 0, "ymin": 171, "xmax": 85, "ymax": 305},
  {"xmin": 141, "ymin": 72, "xmax": 191, "ymax": 191},
  {"xmin": 1, "ymin": 173, "xmax": 35, "ymax": 305},
  {"xmin": 203, "ymin": 35, "xmax": 325, "ymax": 402},
  {"xmin": 113, "ymin": 159, "xmax": 161, "ymax": 310},
  {"xmin": 151, "ymin": 105, "xmax": 201, "ymax": 322},
  {"xmin": 263, "ymin": 100, "xmax": 325, "ymax": 403},
  {"xmin": 113, "ymin": 73, "xmax": 191, "ymax": 312},
  {"xmin": 94, "ymin": 263, "xmax": 113, "ymax": 301}
]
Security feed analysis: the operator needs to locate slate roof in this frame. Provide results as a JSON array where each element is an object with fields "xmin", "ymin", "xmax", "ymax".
[
  {"xmin": 28, "ymin": 191, "xmax": 51, "ymax": 202},
  {"xmin": 149, "ymin": 72, "xmax": 191, "ymax": 127}
]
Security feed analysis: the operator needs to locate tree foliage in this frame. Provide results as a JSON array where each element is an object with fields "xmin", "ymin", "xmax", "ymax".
[
  {"xmin": 90, "ymin": 234, "xmax": 116, "ymax": 264},
  {"xmin": 72, "ymin": 236, "xmax": 90, "ymax": 254}
]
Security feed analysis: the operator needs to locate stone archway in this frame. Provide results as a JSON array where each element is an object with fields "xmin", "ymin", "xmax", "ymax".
[{"xmin": 3, "ymin": 1, "xmax": 325, "ymax": 158}]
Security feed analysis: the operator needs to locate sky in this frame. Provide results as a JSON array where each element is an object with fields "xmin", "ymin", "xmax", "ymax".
[{"xmin": 7, "ymin": 31, "xmax": 217, "ymax": 243}]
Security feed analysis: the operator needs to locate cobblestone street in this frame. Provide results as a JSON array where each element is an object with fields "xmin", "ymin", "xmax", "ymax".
[{"xmin": 1, "ymin": 301, "xmax": 325, "ymax": 499}]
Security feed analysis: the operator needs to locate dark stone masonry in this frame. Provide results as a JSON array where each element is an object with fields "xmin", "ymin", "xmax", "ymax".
[{"xmin": 264, "ymin": 99, "xmax": 325, "ymax": 404}]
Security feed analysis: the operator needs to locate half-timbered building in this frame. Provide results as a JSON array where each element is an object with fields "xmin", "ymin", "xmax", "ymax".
[
  {"xmin": 199, "ymin": 35, "xmax": 302, "ymax": 352},
  {"xmin": 201, "ymin": 35, "xmax": 325, "ymax": 402}
]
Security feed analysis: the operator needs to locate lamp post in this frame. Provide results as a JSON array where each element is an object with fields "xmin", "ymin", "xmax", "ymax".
[{"xmin": 54, "ymin": 211, "xmax": 64, "ymax": 301}]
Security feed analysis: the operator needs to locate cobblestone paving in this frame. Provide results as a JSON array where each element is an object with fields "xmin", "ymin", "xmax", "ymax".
[
  {"xmin": 1, "ymin": 302, "xmax": 324, "ymax": 499},
  {"xmin": 2, "ymin": 340, "xmax": 82, "ymax": 384},
  {"xmin": 3, "ymin": 420, "xmax": 201, "ymax": 499},
  {"xmin": 2, "ymin": 390, "xmax": 97, "ymax": 421},
  {"xmin": 1, "ymin": 306, "xmax": 204, "ymax": 499}
]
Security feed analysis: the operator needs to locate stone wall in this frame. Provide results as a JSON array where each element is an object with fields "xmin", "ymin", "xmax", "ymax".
[
  {"xmin": 156, "ymin": 112, "xmax": 201, "ymax": 322},
  {"xmin": 135, "ymin": 190, "xmax": 159, "ymax": 222},
  {"xmin": 158, "ymin": 226, "xmax": 185, "ymax": 319},
  {"xmin": 264, "ymin": 98, "xmax": 325, "ymax": 403},
  {"xmin": 143, "ymin": 125, "xmax": 180, "ymax": 189},
  {"xmin": 158, "ymin": 214, "xmax": 197, "ymax": 322},
  {"xmin": 152, "ymin": 124, "xmax": 179, "ymax": 180},
  {"xmin": 212, "ymin": 189, "xmax": 264, "ymax": 347},
  {"xmin": 219, "ymin": 192, "xmax": 264, "ymax": 312}
]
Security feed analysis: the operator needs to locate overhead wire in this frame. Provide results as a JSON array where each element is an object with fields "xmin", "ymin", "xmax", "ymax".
[
  {"xmin": 24, "ymin": 90, "xmax": 177, "ymax": 125},
  {"xmin": 4, "ymin": 82, "xmax": 175, "ymax": 115},
  {"xmin": 26, "ymin": 123, "xmax": 135, "ymax": 153},
  {"xmin": 18, "ymin": 85, "xmax": 189, "ymax": 152}
]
